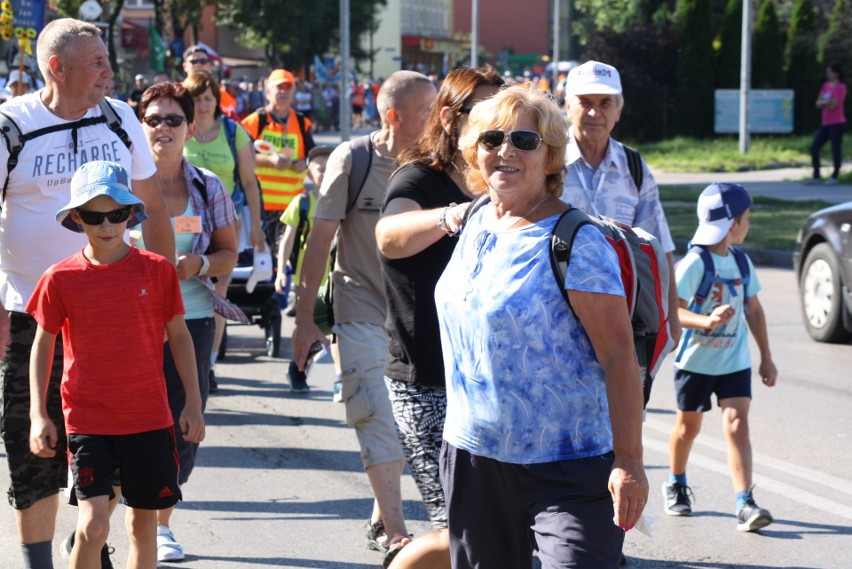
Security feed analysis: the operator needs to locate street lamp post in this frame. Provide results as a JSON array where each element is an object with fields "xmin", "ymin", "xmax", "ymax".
[
  {"xmin": 340, "ymin": 0, "xmax": 352, "ymax": 141},
  {"xmin": 739, "ymin": 0, "xmax": 752, "ymax": 154},
  {"xmin": 471, "ymin": 0, "xmax": 479, "ymax": 67}
]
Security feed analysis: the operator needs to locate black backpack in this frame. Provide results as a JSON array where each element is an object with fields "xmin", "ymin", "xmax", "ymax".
[{"xmin": 0, "ymin": 99, "xmax": 132, "ymax": 206}]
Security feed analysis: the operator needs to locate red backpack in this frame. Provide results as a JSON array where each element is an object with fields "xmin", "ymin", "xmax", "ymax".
[{"xmin": 464, "ymin": 197, "xmax": 673, "ymax": 407}]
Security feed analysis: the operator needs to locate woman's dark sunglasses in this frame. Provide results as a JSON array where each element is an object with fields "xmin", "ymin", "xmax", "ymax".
[
  {"xmin": 76, "ymin": 206, "xmax": 132, "ymax": 226},
  {"xmin": 477, "ymin": 130, "xmax": 542, "ymax": 152},
  {"xmin": 142, "ymin": 114, "xmax": 188, "ymax": 128}
]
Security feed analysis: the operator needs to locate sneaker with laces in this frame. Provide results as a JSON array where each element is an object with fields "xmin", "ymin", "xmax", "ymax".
[
  {"xmin": 662, "ymin": 481, "xmax": 693, "ymax": 516},
  {"xmin": 60, "ymin": 530, "xmax": 115, "ymax": 568},
  {"xmin": 736, "ymin": 499, "xmax": 773, "ymax": 532},
  {"xmin": 157, "ymin": 525, "xmax": 185, "ymax": 561},
  {"xmin": 288, "ymin": 360, "xmax": 310, "ymax": 393}
]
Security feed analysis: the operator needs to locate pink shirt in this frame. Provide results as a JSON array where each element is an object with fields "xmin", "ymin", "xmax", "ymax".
[{"xmin": 820, "ymin": 81, "xmax": 847, "ymax": 125}]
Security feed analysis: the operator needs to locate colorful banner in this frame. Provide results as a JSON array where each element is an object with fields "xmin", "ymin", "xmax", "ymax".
[
  {"xmin": 149, "ymin": 21, "xmax": 166, "ymax": 72},
  {"xmin": 6, "ymin": 0, "xmax": 45, "ymax": 54}
]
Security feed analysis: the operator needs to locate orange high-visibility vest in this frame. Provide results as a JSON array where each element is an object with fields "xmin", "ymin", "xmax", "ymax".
[{"xmin": 242, "ymin": 108, "xmax": 310, "ymax": 210}]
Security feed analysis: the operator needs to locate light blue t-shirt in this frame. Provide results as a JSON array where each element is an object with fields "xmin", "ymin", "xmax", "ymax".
[
  {"xmin": 435, "ymin": 208, "xmax": 625, "ymax": 464},
  {"xmin": 137, "ymin": 200, "xmax": 214, "ymax": 320},
  {"xmin": 675, "ymin": 249, "xmax": 762, "ymax": 374}
]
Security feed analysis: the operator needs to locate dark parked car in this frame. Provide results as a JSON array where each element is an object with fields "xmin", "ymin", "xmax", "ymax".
[{"xmin": 793, "ymin": 202, "xmax": 852, "ymax": 343}]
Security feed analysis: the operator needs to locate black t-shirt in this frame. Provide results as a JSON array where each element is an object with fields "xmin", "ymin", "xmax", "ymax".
[{"xmin": 380, "ymin": 163, "xmax": 470, "ymax": 387}]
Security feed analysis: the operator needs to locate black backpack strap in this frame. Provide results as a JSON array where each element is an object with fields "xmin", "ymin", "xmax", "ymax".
[
  {"xmin": 346, "ymin": 134, "xmax": 373, "ymax": 213},
  {"xmin": 623, "ymin": 144, "xmax": 644, "ymax": 192},
  {"xmin": 549, "ymin": 207, "xmax": 595, "ymax": 310},
  {"xmin": 98, "ymin": 100, "xmax": 131, "ymax": 150},
  {"xmin": 255, "ymin": 107, "xmax": 268, "ymax": 138},
  {"xmin": 0, "ymin": 110, "xmax": 24, "ymax": 205},
  {"xmin": 460, "ymin": 193, "xmax": 491, "ymax": 230}
]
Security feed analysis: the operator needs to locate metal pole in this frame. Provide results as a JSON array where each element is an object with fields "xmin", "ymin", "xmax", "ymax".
[
  {"xmin": 340, "ymin": 0, "xmax": 352, "ymax": 141},
  {"xmin": 552, "ymin": 0, "xmax": 560, "ymax": 91},
  {"xmin": 739, "ymin": 0, "xmax": 752, "ymax": 154},
  {"xmin": 471, "ymin": 0, "xmax": 479, "ymax": 67}
]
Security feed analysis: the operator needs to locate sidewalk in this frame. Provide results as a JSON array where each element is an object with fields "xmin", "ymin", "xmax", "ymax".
[{"xmin": 652, "ymin": 165, "xmax": 852, "ymax": 205}]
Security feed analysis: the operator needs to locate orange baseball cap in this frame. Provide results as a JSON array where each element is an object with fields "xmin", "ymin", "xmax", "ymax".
[{"xmin": 268, "ymin": 69, "xmax": 295, "ymax": 87}]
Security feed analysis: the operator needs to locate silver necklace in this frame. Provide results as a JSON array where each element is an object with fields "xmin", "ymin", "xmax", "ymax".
[
  {"xmin": 497, "ymin": 194, "xmax": 551, "ymax": 231},
  {"xmin": 195, "ymin": 122, "xmax": 220, "ymax": 143}
]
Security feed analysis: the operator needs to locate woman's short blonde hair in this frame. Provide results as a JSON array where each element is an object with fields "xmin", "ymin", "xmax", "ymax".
[{"xmin": 460, "ymin": 85, "xmax": 568, "ymax": 197}]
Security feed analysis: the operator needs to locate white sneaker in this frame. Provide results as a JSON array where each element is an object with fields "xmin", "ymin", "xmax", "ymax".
[
  {"xmin": 156, "ymin": 525, "xmax": 185, "ymax": 562},
  {"xmin": 805, "ymin": 177, "xmax": 822, "ymax": 185},
  {"xmin": 824, "ymin": 177, "xmax": 840, "ymax": 186},
  {"xmin": 60, "ymin": 530, "xmax": 74, "ymax": 559}
]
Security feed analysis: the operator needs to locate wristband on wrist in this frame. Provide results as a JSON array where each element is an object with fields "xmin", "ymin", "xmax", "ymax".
[
  {"xmin": 198, "ymin": 254, "xmax": 210, "ymax": 276},
  {"xmin": 437, "ymin": 202, "xmax": 459, "ymax": 237}
]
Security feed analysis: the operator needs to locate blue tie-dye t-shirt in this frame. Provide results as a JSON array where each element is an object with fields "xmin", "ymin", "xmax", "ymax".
[{"xmin": 435, "ymin": 207, "xmax": 626, "ymax": 464}]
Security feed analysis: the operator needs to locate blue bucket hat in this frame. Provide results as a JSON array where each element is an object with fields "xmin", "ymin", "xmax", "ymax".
[{"xmin": 56, "ymin": 161, "xmax": 148, "ymax": 233}]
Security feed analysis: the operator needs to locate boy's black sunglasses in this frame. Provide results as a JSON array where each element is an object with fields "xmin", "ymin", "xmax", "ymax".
[
  {"xmin": 76, "ymin": 206, "xmax": 132, "ymax": 226},
  {"xmin": 142, "ymin": 114, "xmax": 188, "ymax": 128},
  {"xmin": 477, "ymin": 130, "xmax": 542, "ymax": 152}
]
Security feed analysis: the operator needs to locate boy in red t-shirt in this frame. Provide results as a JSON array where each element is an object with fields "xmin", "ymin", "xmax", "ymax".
[{"xmin": 27, "ymin": 161, "xmax": 205, "ymax": 569}]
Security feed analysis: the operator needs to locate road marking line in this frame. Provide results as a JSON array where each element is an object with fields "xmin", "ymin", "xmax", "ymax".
[
  {"xmin": 644, "ymin": 417, "xmax": 852, "ymax": 498},
  {"xmin": 642, "ymin": 437, "xmax": 852, "ymax": 521}
]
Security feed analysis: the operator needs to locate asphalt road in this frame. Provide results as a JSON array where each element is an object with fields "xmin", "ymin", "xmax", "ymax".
[{"xmin": 2, "ymin": 265, "xmax": 852, "ymax": 568}]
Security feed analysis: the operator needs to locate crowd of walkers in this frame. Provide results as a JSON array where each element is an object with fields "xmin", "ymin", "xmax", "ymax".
[{"xmin": 0, "ymin": 16, "xmax": 783, "ymax": 569}]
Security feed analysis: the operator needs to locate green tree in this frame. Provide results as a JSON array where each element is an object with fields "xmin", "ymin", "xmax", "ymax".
[
  {"xmin": 53, "ymin": 0, "xmax": 127, "ymax": 74},
  {"xmin": 751, "ymin": 0, "xmax": 786, "ymax": 88},
  {"xmin": 819, "ymin": 0, "xmax": 852, "ymax": 72},
  {"xmin": 785, "ymin": 0, "xmax": 820, "ymax": 133},
  {"xmin": 676, "ymin": 0, "xmax": 715, "ymax": 136},
  {"xmin": 218, "ymin": 0, "xmax": 385, "ymax": 73},
  {"xmin": 715, "ymin": 0, "xmax": 742, "ymax": 89}
]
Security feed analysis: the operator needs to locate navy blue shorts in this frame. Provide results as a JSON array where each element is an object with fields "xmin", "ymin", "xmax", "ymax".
[
  {"xmin": 68, "ymin": 427, "xmax": 181, "ymax": 510},
  {"xmin": 440, "ymin": 442, "xmax": 623, "ymax": 569},
  {"xmin": 674, "ymin": 368, "xmax": 752, "ymax": 412}
]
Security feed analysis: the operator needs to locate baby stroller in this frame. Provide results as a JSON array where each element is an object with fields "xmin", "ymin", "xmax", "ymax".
[{"xmin": 218, "ymin": 209, "xmax": 284, "ymax": 359}]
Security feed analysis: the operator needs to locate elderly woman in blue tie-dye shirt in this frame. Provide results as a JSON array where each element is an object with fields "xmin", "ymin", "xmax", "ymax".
[{"xmin": 434, "ymin": 85, "xmax": 648, "ymax": 569}]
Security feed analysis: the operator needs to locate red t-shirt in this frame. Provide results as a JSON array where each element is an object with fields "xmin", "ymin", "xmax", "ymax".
[{"xmin": 27, "ymin": 247, "xmax": 185, "ymax": 435}]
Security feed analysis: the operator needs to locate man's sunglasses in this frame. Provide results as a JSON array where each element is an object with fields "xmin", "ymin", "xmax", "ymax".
[
  {"xmin": 477, "ymin": 130, "xmax": 542, "ymax": 152},
  {"xmin": 76, "ymin": 206, "xmax": 132, "ymax": 226},
  {"xmin": 186, "ymin": 58, "xmax": 210, "ymax": 65},
  {"xmin": 142, "ymin": 114, "xmax": 188, "ymax": 128}
]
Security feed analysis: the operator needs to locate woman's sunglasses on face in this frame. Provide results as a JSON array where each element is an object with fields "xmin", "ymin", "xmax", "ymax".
[
  {"xmin": 477, "ymin": 130, "xmax": 542, "ymax": 152},
  {"xmin": 76, "ymin": 206, "xmax": 132, "ymax": 226},
  {"xmin": 142, "ymin": 114, "xmax": 188, "ymax": 128}
]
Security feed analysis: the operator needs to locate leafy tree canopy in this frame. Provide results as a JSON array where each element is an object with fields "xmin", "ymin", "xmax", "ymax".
[{"xmin": 217, "ymin": 0, "xmax": 386, "ymax": 73}]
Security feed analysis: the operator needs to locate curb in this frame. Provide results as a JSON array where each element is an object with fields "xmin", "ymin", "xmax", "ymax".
[{"xmin": 673, "ymin": 240, "xmax": 792, "ymax": 269}]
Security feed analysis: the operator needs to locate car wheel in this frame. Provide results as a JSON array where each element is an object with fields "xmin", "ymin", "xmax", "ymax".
[{"xmin": 800, "ymin": 243, "xmax": 852, "ymax": 343}]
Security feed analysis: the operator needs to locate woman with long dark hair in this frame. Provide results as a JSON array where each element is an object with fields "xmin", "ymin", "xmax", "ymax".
[{"xmin": 374, "ymin": 66, "xmax": 503, "ymax": 568}]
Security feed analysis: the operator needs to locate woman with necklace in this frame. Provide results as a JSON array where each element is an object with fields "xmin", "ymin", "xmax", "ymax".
[
  {"xmin": 137, "ymin": 82, "xmax": 246, "ymax": 563},
  {"xmin": 433, "ymin": 85, "xmax": 648, "ymax": 568},
  {"xmin": 184, "ymin": 71, "xmax": 265, "ymax": 391},
  {"xmin": 374, "ymin": 67, "xmax": 503, "ymax": 569}
]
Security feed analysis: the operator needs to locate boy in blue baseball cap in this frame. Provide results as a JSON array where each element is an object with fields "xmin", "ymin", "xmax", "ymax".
[
  {"xmin": 663, "ymin": 182, "xmax": 778, "ymax": 532},
  {"xmin": 27, "ymin": 161, "xmax": 204, "ymax": 568}
]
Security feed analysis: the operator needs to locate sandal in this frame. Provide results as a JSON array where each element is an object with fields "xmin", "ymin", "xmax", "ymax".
[
  {"xmin": 382, "ymin": 534, "xmax": 411, "ymax": 568},
  {"xmin": 365, "ymin": 519, "xmax": 387, "ymax": 552}
]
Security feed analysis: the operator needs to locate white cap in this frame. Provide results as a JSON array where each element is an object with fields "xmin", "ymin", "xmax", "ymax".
[
  {"xmin": 691, "ymin": 183, "xmax": 752, "ymax": 246},
  {"xmin": 565, "ymin": 60, "xmax": 622, "ymax": 97},
  {"xmin": 8, "ymin": 70, "xmax": 31, "ymax": 86}
]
